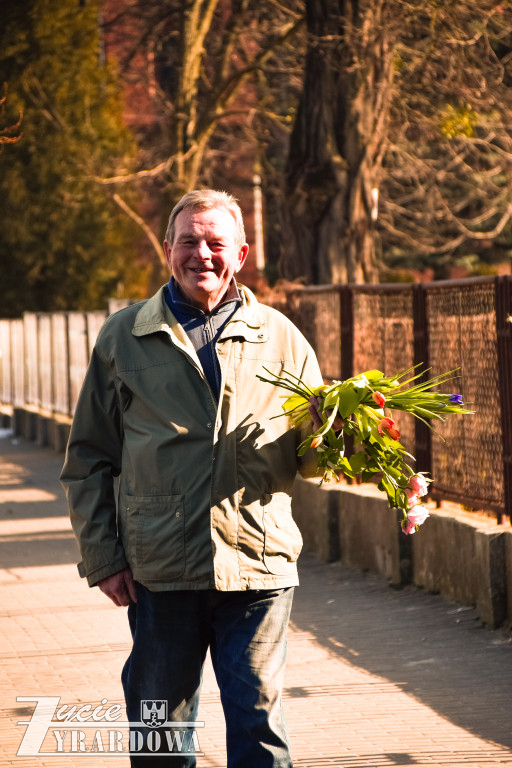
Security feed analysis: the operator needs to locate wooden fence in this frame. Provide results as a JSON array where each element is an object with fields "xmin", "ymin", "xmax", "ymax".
[{"xmin": 0, "ymin": 311, "xmax": 107, "ymax": 419}]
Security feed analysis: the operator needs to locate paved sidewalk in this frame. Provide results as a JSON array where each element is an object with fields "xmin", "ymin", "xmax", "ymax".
[{"xmin": 1, "ymin": 434, "xmax": 511, "ymax": 768}]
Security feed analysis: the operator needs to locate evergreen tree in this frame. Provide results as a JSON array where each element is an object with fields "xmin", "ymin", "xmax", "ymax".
[{"xmin": 0, "ymin": 0, "xmax": 145, "ymax": 316}]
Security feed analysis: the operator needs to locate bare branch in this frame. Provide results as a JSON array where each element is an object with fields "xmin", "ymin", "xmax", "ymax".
[{"xmin": 113, "ymin": 193, "xmax": 166, "ymax": 268}]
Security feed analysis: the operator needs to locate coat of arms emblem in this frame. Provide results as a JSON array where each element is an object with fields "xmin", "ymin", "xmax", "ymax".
[{"xmin": 141, "ymin": 700, "xmax": 167, "ymax": 728}]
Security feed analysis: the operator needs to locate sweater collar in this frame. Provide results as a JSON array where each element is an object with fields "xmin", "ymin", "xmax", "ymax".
[
  {"xmin": 166, "ymin": 277, "xmax": 241, "ymax": 317},
  {"xmin": 132, "ymin": 283, "xmax": 267, "ymax": 341}
]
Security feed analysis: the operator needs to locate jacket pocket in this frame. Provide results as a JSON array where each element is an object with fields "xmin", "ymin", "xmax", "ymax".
[
  {"xmin": 262, "ymin": 492, "xmax": 303, "ymax": 575},
  {"xmin": 121, "ymin": 494, "xmax": 185, "ymax": 581}
]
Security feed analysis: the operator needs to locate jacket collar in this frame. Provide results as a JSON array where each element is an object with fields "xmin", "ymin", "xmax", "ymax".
[{"xmin": 132, "ymin": 284, "xmax": 268, "ymax": 343}]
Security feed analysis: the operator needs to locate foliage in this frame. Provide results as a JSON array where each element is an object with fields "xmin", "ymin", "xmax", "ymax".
[
  {"xmin": 257, "ymin": 365, "xmax": 473, "ymax": 532},
  {"xmin": 0, "ymin": 0, "xmax": 146, "ymax": 316}
]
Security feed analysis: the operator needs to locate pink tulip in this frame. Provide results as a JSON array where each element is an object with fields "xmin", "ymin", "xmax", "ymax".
[
  {"xmin": 377, "ymin": 417, "xmax": 400, "ymax": 440},
  {"xmin": 372, "ymin": 391, "xmax": 386, "ymax": 408},
  {"xmin": 402, "ymin": 504, "xmax": 429, "ymax": 535},
  {"xmin": 409, "ymin": 475, "xmax": 429, "ymax": 497},
  {"xmin": 407, "ymin": 504, "xmax": 430, "ymax": 527},
  {"xmin": 402, "ymin": 520, "xmax": 417, "ymax": 535},
  {"xmin": 405, "ymin": 488, "xmax": 420, "ymax": 507}
]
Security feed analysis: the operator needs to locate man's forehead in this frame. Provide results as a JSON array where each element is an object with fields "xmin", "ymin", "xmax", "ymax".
[{"xmin": 175, "ymin": 206, "xmax": 237, "ymax": 235}]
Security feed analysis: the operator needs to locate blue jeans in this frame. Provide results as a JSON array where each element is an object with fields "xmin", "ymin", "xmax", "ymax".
[{"xmin": 122, "ymin": 585, "xmax": 294, "ymax": 768}]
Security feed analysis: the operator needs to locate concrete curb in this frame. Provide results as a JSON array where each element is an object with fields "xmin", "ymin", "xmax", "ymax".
[
  {"xmin": 293, "ymin": 476, "xmax": 512, "ymax": 628},
  {"xmin": 12, "ymin": 406, "xmax": 71, "ymax": 453}
]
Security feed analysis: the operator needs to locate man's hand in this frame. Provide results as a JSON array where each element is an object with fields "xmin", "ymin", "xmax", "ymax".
[
  {"xmin": 97, "ymin": 568, "xmax": 137, "ymax": 607},
  {"xmin": 308, "ymin": 395, "xmax": 344, "ymax": 434}
]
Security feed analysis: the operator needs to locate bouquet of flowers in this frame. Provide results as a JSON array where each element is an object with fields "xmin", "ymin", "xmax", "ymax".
[{"xmin": 257, "ymin": 366, "xmax": 473, "ymax": 534}]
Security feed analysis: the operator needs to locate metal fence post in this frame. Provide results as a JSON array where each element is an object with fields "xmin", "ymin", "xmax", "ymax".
[
  {"xmin": 412, "ymin": 283, "xmax": 432, "ymax": 481},
  {"xmin": 339, "ymin": 285, "xmax": 354, "ymax": 381},
  {"xmin": 495, "ymin": 275, "xmax": 512, "ymax": 524}
]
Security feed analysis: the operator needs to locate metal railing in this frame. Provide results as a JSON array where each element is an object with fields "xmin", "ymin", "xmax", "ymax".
[
  {"xmin": 0, "ymin": 276, "xmax": 511, "ymax": 521},
  {"xmin": 267, "ymin": 276, "xmax": 512, "ymax": 523}
]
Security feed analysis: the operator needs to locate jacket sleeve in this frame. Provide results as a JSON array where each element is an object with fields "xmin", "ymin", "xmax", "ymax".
[{"xmin": 60, "ymin": 344, "xmax": 128, "ymax": 587}]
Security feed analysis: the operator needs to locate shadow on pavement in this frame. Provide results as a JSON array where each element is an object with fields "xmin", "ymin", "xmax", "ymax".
[
  {"xmin": 293, "ymin": 552, "xmax": 512, "ymax": 752},
  {"xmin": 0, "ymin": 529, "xmax": 79, "ymax": 567},
  {"xmin": 0, "ymin": 437, "xmax": 78, "ymax": 566},
  {"xmin": 0, "ymin": 437, "xmax": 69, "ymax": 521}
]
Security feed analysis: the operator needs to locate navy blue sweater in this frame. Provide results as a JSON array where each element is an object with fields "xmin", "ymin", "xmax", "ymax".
[{"xmin": 164, "ymin": 278, "xmax": 241, "ymax": 401}]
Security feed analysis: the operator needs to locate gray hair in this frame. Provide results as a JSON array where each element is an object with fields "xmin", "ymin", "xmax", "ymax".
[{"xmin": 165, "ymin": 189, "xmax": 246, "ymax": 248}]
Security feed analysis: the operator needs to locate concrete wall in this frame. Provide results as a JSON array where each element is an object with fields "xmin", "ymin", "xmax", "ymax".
[
  {"xmin": 11, "ymin": 406, "xmax": 71, "ymax": 453},
  {"xmin": 293, "ymin": 476, "xmax": 512, "ymax": 629}
]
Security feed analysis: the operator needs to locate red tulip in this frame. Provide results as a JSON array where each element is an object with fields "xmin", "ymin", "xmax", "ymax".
[
  {"xmin": 377, "ymin": 417, "xmax": 401, "ymax": 440},
  {"xmin": 372, "ymin": 391, "xmax": 386, "ymax": 408}
]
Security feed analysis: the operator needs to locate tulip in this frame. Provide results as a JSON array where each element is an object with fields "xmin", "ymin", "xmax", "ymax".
[
  {"xmin": 405, "ymin": 488, "xmax": 420, "ymax": 507},
  {"xmin": 402, "ymin": 504, "xmax": 429, "ymax": 535},
  {"xmin": 372, "ymin": 391, "xmax": 386, "ymax": 408},
  {"xmin": 402, "ymin": 520, "xmax": 417, "ymax": 535},
  {"xmin": 377, "ymin": 417, "xmax": 401, "ymax": 440},
  {"xmin": 407, "ymin": 504, "xmax": 430, "ymax": 528},
  {"xmin": 409, "ymin": 474, "xmax": 429, "ymax": 497},
  {"xmin": 377, "ymin": 417, "xmax": 394, "ymax": 435}
]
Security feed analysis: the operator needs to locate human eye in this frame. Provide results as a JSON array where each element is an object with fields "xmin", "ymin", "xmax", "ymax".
[{"xmin": 209, "ymin": 239, "xmax": 226, "ymax": 250}]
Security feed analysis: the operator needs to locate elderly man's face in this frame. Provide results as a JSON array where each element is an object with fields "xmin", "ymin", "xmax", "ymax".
[{"xmin": 164, "ymin": 207, "xmax": 248, "ymax": 313}]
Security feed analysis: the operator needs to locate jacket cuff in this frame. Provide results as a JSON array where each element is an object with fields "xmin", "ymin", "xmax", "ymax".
[{"xmin": 77, "ymin": 556, "xmax": 129, "ymax": 588}]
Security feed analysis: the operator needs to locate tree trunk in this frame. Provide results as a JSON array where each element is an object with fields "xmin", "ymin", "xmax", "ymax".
[{"xmin": 281, "ymin": 0, "xmax": 395, "ymax": 284}]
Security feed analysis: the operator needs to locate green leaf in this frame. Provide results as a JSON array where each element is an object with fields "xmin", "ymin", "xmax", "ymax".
[
  {"xmin": 322, "ymin": 390, "xmax": 339, "ymax": 409},
  {"xmin": 338, "ymin": 456, "xmax": 357, "ymax": 478},
  {"xmin": 396, "ymin": 489, "xmax": 409, "ymax": 510},
  {"xmin": 379, "ymin": 474, "xmax": 397, "ymax": 501},
  {"xmin": 335, "ymin": 383, "xmax": 360, "ymax": 418},
  {"xmin": 349, "ymin": 451, "xmax": 367, "ymax": 474}
]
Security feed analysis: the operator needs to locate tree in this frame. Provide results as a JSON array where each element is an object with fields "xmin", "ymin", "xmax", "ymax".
[
  {"xmin": 97, "ymin": 0, "xmax": 304, "ymax": 277},
  {"xmin": 280, "ymin": 0, "xmax": 512, "ymax": 285},
  {"xmin": 380, "ymin": 2, "xmax": 512, "ymax": 274},
  {"xmin": 0, "ymin": 0, "xmax": 146, "ymax": 316}
]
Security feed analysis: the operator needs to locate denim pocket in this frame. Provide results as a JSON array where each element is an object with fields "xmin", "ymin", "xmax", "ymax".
[{"xmin": 121, "ymin": 494, "xmax": 185, "ymax": 581}]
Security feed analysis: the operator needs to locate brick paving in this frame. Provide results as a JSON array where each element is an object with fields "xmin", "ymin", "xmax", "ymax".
[{"xmin": 1, "ymin": 433, "xmax": 511, "ymax": 768}]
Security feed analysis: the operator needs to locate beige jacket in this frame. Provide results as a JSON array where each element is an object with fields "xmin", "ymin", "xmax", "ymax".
[{"xmin": 61, "ymin": 284, "xmax": 323, "ymax": 591}]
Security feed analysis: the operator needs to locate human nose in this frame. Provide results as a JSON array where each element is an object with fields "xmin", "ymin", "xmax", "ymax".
[{"xmin": 195, "ymin": 240, "xmax": 212, "ymax": 261}]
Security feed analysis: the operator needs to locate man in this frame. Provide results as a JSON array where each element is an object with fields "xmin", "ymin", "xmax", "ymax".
[{"xmin": 61, "ymin": 189, "xmax": 325, "ymax": 768}]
